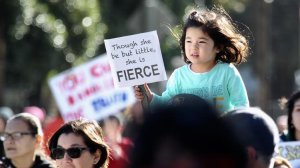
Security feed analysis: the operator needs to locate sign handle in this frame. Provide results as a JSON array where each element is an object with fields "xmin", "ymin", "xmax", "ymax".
[{"xmin": 138, "ymin": 85, "xmax": 149, "ymax": 112}]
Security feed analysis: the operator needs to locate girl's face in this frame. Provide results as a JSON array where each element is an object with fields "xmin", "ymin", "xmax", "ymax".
[
  {"xmin": 3, "ymin": 119, "xmax": 37, "ymax": 160},
  {"xmin": 55, "ymin": 133, "xmax": 101, "ymax": 168},
  {"xmin": 185, "ymin": 27, "xmax": 219, "ymax": 71},
  {"xmin": 292, "ymin": 99, "xmax": 300, "ymax": 133}
]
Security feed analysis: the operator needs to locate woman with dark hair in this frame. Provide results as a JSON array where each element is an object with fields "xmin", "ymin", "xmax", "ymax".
[
  {"xmin": 280, "ymin": 90, "xmax": 300, "ymax": 141},
  {"xmin": 0, "ymin": 113, "xmax": 55, "ymax": 168},
  {"xmin": 48, "ymin": 119, "xmax": 110, "ymax": 168}
]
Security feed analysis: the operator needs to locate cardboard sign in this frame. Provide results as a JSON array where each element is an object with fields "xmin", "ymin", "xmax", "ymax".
[
  {"xmin": 104, "ymin": 31, "xmax": 167, "ymax": 87},
  {"xmin": 48, "ymin": 55, "xmax": 135, "ymax": 122},
  {"xmin": 278, "ymin": 141, "xmax": 300, "ymax": 168}
]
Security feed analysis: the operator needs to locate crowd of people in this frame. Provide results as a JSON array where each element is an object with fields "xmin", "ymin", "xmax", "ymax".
[
  {"xmin": 0, "ymin": 6, "xmax": 299, "ymax": 168},
  {"xmin": 0, "ymin": 91, "xmax": 298, "ymax": 168}
]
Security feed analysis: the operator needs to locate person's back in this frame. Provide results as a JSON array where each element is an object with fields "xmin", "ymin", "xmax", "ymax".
[
  {"xmin": 130, "ymin": 94, "xmax": 247, "ymax": 168},
  {"xmin": 223, "ymin": 107, "xmax": 280, "ymax": 168}
]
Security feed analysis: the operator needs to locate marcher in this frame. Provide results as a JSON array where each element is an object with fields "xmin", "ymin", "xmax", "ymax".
[
  {"xmin": 280, "ymin": 90, "xmax": 300, "ymax": 141},
  {"xmin": 123, "ymin": 101, "xmax": 144, "ymax": 140},
  {"xmin": 276, "ymin": 114, "xmax": 288, "ymax": 134},
  {"xmin": 0, "ymin": 107, "xmax": 13, "ymax": 159},
  {"xmin": 102, "ymin": 114, "xmax": 133, "ymax": 168},
  {"xmin": 43, "ymin": 111, "xmax": 64, "ymax": 155},
  {"xmin": 0, "ymin": 107, "xmax": 13, "ymax": 133},
  {"xmin": 0, "ymin": 113, "xmax": 55, "ymax": 168},
  {"xmin": 48, "ymin": 119, "xmax": 110, "ymax": 168},
  {"xmin": 130, "ymin": 94, "xmax": 247, "ymax": 168},
  {"xmin": 23, "ymin": 106, "xmax": 46, "ymax": 125},
  {"xmin": 223, "ymin": 107, "xmax": 280, "ymax": 168},
  {"xmin": 135, "ymin": 6, "xmax": 250, "ymax": 112}
]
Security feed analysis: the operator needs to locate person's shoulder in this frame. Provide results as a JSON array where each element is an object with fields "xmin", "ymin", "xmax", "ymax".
[
  {"xmin": 217, "ymin": 62, "xmax": 241, "ymax": 75},
  {"xmin": 170, "ymin": 64, "xmax": 190, "ymax": 77},
  {"xmin": 216, "ymin": 62, "xmax": 236, "ymax": 69},
  {"xmin": 33, "ymin": 155, "xmax": 56, "ymax": 168},
  {"xmin": 0, "ymin": 159, "xmax": 6, "ymax": 168},
  {"xmin": 280, "ymin": 131, "xmax": 292, "ymax": 142},
  {"xmin": 280, "ymin": 134, "xmax": 288, "ymax": 142},
  {"xmin": 0, "ymin": 157, "xmax": 11, "ymax": 168},
  {"xmin": 34, "ymin": 162, "xmax": 55, "ymax": 168},
  {"xmin": 175, "ymin": 64, "xmax": 189, "ymax": 72}
]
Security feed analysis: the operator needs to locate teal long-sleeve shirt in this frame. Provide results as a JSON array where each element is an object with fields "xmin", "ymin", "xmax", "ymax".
[{"xmin": 151, "ymin": 62, "xmax": 249, "ymax": 112}]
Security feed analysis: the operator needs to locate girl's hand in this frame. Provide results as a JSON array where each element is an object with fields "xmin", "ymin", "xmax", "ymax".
[{"xmin": 134, "ymin": 83, "xmax": 153, "ymax": 103}]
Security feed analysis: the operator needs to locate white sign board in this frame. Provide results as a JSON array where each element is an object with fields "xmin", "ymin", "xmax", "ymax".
[
  {"xmin": 49, "ymin": 55, "xmax": 136, "ymax": 122},
  {"xmin": 278, "ymin": 141, "xmax": 300, "ymax": 168},
  {"xmin": 104, "ymin": 31, "xmax": 167, "ymax": 87}
]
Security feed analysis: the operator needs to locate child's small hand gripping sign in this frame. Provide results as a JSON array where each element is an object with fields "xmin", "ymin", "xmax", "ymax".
[{"xmin": 134, "ymin": 84, "xmax": 153, "ymax": 111}]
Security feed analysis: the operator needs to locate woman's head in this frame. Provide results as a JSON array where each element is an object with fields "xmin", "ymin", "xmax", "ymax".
[
  {"xmin": 286, "ymin": 90, "xmax": 300, "ymax": 140},
  {"xmin": 1, "ymin": 113, "xmax": 43, "ymax": 159},
  {"xmin": 180, "ymin": 7, "xmax": 249, "ymax": 65},
  {"xmin": 48, "ymin": 119, "xmax": 109, "ymax": 168}
]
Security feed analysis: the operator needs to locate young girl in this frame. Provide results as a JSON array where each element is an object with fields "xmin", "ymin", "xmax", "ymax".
[{"xmin": 135, "ymin": 7, "xmax": 250, "ymax": 112}]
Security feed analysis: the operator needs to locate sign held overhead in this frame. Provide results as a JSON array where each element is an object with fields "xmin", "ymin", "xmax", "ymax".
[{"xmin": 104, "ymin": 31, "xmax": 167, "ymax": 87}]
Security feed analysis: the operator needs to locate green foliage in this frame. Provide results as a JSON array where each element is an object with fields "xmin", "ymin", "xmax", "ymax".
[
  {"xmin": 100, "ymin": 0, "xmax": 144, "ymax": 38},
  {"xmin": 2, "ymin": 0, "xmax": 106, "ymax": 106},
  {"xmin": 17, "ymin": 0, "xmax": 105, "ymax": 63},
  {"xmin": 213, "ymin": 0, "xmax": 249, "ymax": 13},
  {"xmin": 0, "ymin": 0, "xmax": 265, "ymax": 109}
]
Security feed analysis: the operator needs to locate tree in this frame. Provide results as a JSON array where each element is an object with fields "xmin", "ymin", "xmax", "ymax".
[{"xmin": 0, "ymin": 0, "xmax": 105, "ymax": 110}]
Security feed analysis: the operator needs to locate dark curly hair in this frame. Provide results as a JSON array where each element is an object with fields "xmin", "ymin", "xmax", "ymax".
[
  {"xmin": 179, "ymin": 7, "xmax": 249, "ymax": 64},
  {"xmin": 48, "ymin": 119, "xmax": 110, "ymax": 168}
]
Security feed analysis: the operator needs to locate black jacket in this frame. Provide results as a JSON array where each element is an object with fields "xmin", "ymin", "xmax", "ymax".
[{"xmin": 0, "ymin": 155, "xmax": 55, "ymax": 168}]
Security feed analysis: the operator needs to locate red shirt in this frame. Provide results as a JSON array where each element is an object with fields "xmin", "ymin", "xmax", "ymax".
[{"xmin": 108, "ymin": 137, "xmax": 134, "ymax": 168}]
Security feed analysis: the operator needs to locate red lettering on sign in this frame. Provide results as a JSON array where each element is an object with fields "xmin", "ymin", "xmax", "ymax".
[
  {"xmin": 64, "ymin": 108, "xmax": 83, "ymax": 121},
  {"xmin": 67, "ymin": 95, "xmax": 75, "ymax": 105},
  {"xmin": 59, "ymin": 72, "xmax": 85, "ymax": 91},
  {"xmin": 66, "ymin": 84, "xmax": 103, "ymax": 106},
  {"xmin": 90, "ymin": 63, "xmax": 111, "ymax": 77},
  {"xmin": 78, "ymin": 85, "xmax": 101, "ymax": 100}
]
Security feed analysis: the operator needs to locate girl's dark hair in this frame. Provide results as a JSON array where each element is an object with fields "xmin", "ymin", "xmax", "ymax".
[
  {"xmin": 286, "ymin": 90, "xmax": 300, "ymax": 140},
  {"xmin": 179, "ymin": 7, "xmax": 249, "ymax": 64},
  {"xmin": 48, "ymin": 119, "xmax": 109, "ymax": 168}
]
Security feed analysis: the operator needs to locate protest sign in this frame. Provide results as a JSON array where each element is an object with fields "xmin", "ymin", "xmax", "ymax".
[
  {"xmin": 48, "ymin": 55, "xmax": 135, "ymax": 122},
  {"xmin": 104, "ymin": 31, "xmax": 167, "ymax": 87},
  {"xmin": 278, "ymin": 141, "xmax": 300, "ymax": 168}
]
